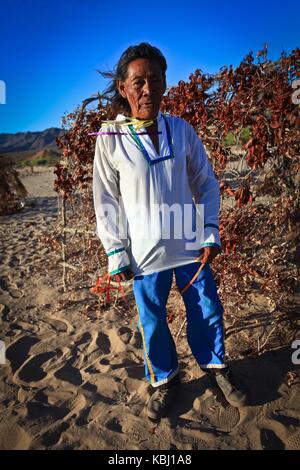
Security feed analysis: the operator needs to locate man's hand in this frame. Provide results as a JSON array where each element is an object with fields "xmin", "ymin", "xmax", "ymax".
[
  {"xmin": 197, "ymin": 246, "xmax": 221, "ymax": 264},
  {"xmin": 112, "ymin": 268, "xmax": 134, "ymax": 283}
]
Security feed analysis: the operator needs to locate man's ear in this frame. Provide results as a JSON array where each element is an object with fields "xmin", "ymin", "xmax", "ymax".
[{"xmin": 117, "ymin": 80, "xmax": 127, "ymax": 99}]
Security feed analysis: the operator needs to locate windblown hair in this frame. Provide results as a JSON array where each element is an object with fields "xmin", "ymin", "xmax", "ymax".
[{"xmin": 99, "ymin": 42, "xmax": 167, "ymax": 117}]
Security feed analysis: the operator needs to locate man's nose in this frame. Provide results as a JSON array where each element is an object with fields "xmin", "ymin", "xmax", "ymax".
[{"xmin": 142, "ymin": 80, "xmax": 153, "ymax": 95}]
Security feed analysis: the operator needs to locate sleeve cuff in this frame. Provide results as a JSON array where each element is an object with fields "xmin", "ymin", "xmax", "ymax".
[
  {"xmin": 107, "ymin": 247, "xmax": 131, "ymax": 274},
  {"xmin": 200, "ymin": 225, "xmax": 221, "ymax": 248},
  {"xmin": 109, "ymin": 265, "xmax": 131, "ymax": 276}
]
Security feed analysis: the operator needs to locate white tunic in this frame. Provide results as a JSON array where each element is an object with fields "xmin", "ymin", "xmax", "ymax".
[{"xmin": 93, "ymin": 111, "xmax": 221, "ymax": 276}]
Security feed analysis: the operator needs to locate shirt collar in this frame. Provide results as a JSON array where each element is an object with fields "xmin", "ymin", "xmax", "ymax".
[{"xmin": 116, "ymin": 110, "xmax": 163, "ymax": 123}]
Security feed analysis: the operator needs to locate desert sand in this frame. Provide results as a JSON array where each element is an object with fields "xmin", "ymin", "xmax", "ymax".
[{"xmin": 0, "ymin": 167, "xmax": 299, "ymax": 450}]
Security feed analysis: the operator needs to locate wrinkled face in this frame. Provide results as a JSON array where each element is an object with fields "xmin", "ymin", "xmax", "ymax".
[{"xmin": 118, "ymin": 58, "xmax": 166, "ymax": 120}]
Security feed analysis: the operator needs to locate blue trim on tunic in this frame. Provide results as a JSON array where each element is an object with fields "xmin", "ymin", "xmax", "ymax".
[
  {"xmin": 128, "ymin": 114, "xmax": 175, "ymax": 166},
  {"xmin": 107, "ymin": 247, "xmax": 125, "ymax": 257},
  {"xmin": 109, "ymin": 264, "xmax": 131, "ymax": 275}
]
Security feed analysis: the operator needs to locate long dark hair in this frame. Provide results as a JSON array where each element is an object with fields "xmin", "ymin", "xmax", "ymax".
[{"xmin": 98, "ymin": 42, "xmax": 167, "ymax": 117}]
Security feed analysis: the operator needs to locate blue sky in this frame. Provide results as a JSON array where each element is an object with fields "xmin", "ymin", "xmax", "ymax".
[{"xmin": 0, "ymin": 0, "xmax": 299, "ymax": 133}]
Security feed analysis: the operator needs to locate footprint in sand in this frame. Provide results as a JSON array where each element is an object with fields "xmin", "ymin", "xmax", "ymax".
[
  {"xmin": 0, "ymin": 424, "xmax": 31, "ymax": 450},
  {"xmin": 6, "ymin": 335, "xmax": 40, "ymax": 374},
  {"xmin": 260, "ymin": 428, "xmax": 285, "ymax": 450},
  {"xmin": 0, "ymin": 276, "xmax": 24, "ymax": 299},
  {"xmin": 70, "ymin": 331, "xmax": 112, "ymax": 373},
  {"xmin": 26, "ymin": 399, "xmax": 70, "ymax": 422},
  {"xmin": 6, "ymin": 336, "xmax": 75, "ymax": 388},
  {"xmin": 54, "ymin": 356, "xmax": 83, "ymax": 386},
  {"xmin": 75, "ymin": 331, "xmax": 97, "ymax": 354},
  {"xmin": 96, "ymin": 331, "xmax": 111, "ymax": 355},
  {"xmin": 9, "ymin": 320, "xmax": 40, "ymax": 336},
  {"xmin": 43, "ymin": 316, "xmax": 73, "ymax": 334},
  {"xmin": 70, "ymin": 332, "xmax": 102, "ymax": 371},
  {"xmin": 194, "ymin": 393, "xmax": 241, "ymax": 431},
  {"xmin": 44, "ymin": 390, "xmax": 86, "ymax": 422},
  {"xmin": 20, "ymin": 385, "xmax": 86, "ymax": 443},
  {"xmin": 17, "ymin": 351, "xmax": 57, "ymax": 383},
  {"xmin": 39, "ymin": 422, "xmax": 70, "ymax": 447},
  {"xmin": 257, "ymin": 417, "xmax": 296, "ymax": 450},
  {"xmin": 106, "ymin": 416, "xmax": 123, "ymax": 433},
  {"xmin": 171, "ymin": 425, "xmax": 217, "ymax": 449},
  {"xmin": 285, "ymin": 430, "xmax": 300, "ymax": 450},
  {"xmin": 265, "ymin": 411, "xmax": 300, "ymax": 450},
  {"xmin": 118, "ymin": 326, "xmax": 132, "ymax": 344}
]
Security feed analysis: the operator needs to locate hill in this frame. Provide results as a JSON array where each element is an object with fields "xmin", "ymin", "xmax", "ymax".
[
  {"xmin": 0, "ymin": 128, "xmax": 64, "ymax": 168},
  {"xmin": 0, "ymin": 127, "xmax": 63, "ymax": 153}
]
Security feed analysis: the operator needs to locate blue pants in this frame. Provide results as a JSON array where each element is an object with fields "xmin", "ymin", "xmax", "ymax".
[{"xmin": 133, "ymin": 262, "xmax": 226, "ymax": 387}]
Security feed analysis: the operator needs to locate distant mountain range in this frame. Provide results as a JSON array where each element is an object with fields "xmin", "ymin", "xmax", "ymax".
[{"xmin": 0, "ymin": 127, "xmax": 64, "ymax": 153}]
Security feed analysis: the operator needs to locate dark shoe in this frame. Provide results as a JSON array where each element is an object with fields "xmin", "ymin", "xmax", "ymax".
[
  {"xmin": 146, "ymin": 374, "xmax": 181, "ymax": 420},
  {"xmin": 210, "ymin": 367, "xmax": 247, "ymax": 408}
]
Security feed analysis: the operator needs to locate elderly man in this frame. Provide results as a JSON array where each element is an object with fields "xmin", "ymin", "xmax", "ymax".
[{"xmin": 93, "ymin": 42, "xmax": 247, "ymax": 420}]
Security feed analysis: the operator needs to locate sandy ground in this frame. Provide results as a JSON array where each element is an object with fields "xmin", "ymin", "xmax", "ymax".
[{"xmin": 0, "ymin": 167, "xmax": 299, "ymax": 450}]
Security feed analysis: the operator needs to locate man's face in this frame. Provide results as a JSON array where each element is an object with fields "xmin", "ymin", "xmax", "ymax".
[{"xmin": 118, "ymin": 58, "xmax": 166, "ymax": 120}]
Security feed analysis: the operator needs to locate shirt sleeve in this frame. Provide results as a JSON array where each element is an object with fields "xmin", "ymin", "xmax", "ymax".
[
  {"xmin": 93, "ymin": 134, "xmax": 131, "ymax": 275},
  {"xmin": 185, "ymin": 122, "xmax": 221, "ymax": 249}
]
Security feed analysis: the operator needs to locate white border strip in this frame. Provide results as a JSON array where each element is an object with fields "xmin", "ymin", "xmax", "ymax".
[{"xmin": 150, "ymin": 367, "xmax": 180, "ymax": 388}]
